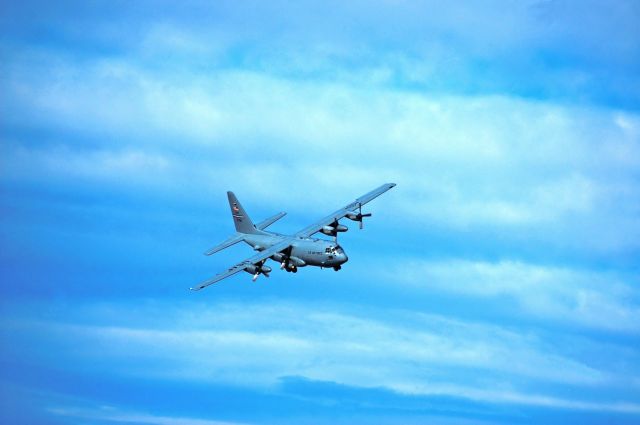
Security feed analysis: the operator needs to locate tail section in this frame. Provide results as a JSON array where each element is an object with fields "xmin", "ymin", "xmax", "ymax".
[
  {"xmin": 227, "ymin": 191, "xmax": 259, "ymax": 234},
  {"xmin": 256, "ymin": 211, "xmax": 286, "ymax": 230}
]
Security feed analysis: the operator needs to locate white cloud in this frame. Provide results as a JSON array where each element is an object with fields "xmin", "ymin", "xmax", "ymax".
[
  {"xmin": 0, "ymin": 145, "xmax": 171, "ymax": 186},
  {"xmin": 399, "ymin": 384, "xmax": 640, "ymax": 413},
  {"xmin": 12, "ymin": 300, "xmax": 638, "ymax": 413},
  {"xmin": 48, "ymin": 405, "xmax": 247, "ymax": 425},
  {"xmin": 3, "ymin": 55, "xmax": 639, "ymax": 256},
  {"xmin": 384, "ymin": 259, "xmax": 640, "ymax": 332}
]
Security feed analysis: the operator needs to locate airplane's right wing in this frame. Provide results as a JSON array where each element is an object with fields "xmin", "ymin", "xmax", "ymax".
[{"xmin": 191, "ymin": 239, "xmax": 292, "ymax": 291}]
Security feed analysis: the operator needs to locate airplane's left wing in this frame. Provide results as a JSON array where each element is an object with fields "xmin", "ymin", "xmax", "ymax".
[
  {"xmin": 294, "ymin": 183, "xmax": 396, "ymax": 238},
  {"xmin": 191, "ymin": 239, "xmax": 292, "ymax": 290}
]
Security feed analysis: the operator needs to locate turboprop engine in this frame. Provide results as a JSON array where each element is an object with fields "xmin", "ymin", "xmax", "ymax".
[
  {"xmin": 245, "ymin": 264, "xmax": 272, "ymax": 275},
  {"xmin": 288, "ymin": 256, "xmax": 306, "ymax": 267},
  {"xmin": 345, "ymin": 203, "xmax": 372, "ymax": 229},
  {"xmin": 320, "ymin": 224, "xmax": 348, "ymax": 236},
  {"xmin": 245, "ymin": 264, "xmax": 272, "ymax": 281},
  {"xmin": 272, "ymin": 252, "xmax": 306, "ymax": 272}
]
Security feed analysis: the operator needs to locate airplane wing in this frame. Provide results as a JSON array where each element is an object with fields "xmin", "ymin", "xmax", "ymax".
[
  {"xmin": 294, "ymin": 183, "xmax": 396, "ymax": 238},
  {"xmin": 191, "ymin": 239, "xmax": 292, "ymax": 291}
]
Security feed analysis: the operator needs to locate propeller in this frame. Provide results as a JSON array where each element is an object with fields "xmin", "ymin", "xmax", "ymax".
[
  {"xmin": 347, "ymin": 203, "xmax": 372, "ymax": 229},
  {"xmin": 252, "ymin": 260, "xmax": 271, "ymax": 281},
  {"xmin": 280, "ymin": 246, "xmax": 293, "ymax": 271},
  {"xmin": 330, "ymin": 219, "xmax": 340, "ymax": 242}
]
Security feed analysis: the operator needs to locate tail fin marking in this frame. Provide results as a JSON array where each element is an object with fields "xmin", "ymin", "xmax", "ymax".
[{"xmin": 227, "ymin": 191, "xmax": 259, "ymax": 234}]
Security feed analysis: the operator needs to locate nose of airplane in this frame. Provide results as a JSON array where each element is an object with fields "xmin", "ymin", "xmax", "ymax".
[{"xmin": 339, "ymin": 252, "xmax": 348, "ymax": 264}]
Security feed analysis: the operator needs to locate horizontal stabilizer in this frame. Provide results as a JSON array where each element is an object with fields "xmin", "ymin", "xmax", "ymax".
[
  {"xmin": 257, "ymin": 212, "xmax": 286, "ymax": 230},
  {"xmin": 204, "ymin": 233, "xmax": 244, "ymax": 256}
]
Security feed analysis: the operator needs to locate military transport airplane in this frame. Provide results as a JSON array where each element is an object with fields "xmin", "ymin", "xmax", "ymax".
[{"xmin": 191, "ymin": 183, "xmax": 396, "ymax": 290}]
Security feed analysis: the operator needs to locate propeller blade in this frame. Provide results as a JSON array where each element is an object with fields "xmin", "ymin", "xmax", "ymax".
[{"xmin": 354, "ymin": 203, "xmax": 372, "ymax": 229}]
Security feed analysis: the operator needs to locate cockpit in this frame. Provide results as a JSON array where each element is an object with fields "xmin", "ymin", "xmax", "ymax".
[
  {"xmin": 325, "ymin": 245, "xmax": 344, "ymax": 255},
  {"xmin": 322, "ymin": 243, "xmax": 348, "ymax": 268}
]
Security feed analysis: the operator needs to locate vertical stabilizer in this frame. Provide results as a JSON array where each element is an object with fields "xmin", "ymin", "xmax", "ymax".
[{"xmin": 227, "ymin": 192, "xmax": 259, "ymax": 234}]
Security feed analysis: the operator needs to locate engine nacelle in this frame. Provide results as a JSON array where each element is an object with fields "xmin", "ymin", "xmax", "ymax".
[
  {"xmin": 321, "ymin": 224, "xmax": 348, "ymax": 235},
  {"xmin": 346, "ymin": 211, "xmax": 371, "ymax": 229},
  {"xmin": 245, "ymin": 264, "xmax": 272, "ymax": 275},
  {"xmin": 320, "ymin": 226, "xmax": 333, "ymax": 236},
  {"xmin": 288, "ymin": 256, "xmax": 306, "ymax": 267},
  {"xmin": 271, "ymin": 253, "xmax": 285, "ymax": 262}
]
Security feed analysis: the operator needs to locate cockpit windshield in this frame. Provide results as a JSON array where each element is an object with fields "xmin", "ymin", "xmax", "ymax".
[{"xmin": 325, "ymin": 245, "xmax": 343, "ymax": 255}]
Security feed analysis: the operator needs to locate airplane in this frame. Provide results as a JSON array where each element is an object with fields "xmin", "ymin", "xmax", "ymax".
[{"xmin": 191, "ymin": 183, "xmax": 396, "ymax": 290}]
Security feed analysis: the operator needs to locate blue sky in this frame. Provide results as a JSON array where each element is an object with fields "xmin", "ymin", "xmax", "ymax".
[{"xmin": 1, "ymin": 1, "xmax": 640, "ymax": 424}]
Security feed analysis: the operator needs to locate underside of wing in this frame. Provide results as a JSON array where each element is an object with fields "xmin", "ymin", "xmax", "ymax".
[
  {"xmin": 294, "ymin": 183, "xmax": 396, "ymax": 238},
  {"xmin": 191, "ymin": 240, "xmax": 292, "ymax": 291},
  {"xmin": 190, "ymin": 263, "xmax": 248, "ymax": 290}
]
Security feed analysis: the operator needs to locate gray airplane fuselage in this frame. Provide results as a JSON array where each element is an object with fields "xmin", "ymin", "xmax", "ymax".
[{"xmin": 243, "ymin": 230, "xmax": 348, "ymax": 268}]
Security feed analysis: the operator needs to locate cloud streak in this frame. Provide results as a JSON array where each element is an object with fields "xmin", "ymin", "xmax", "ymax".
[
  {"xmin": 5, "ymin": 300, "xmax": 638, "ymax": 415},
  {"xmin": 384, "ymin": 259, "xmax": 640, "ymax": 333},
  {"xmin": 48, "ymin": 405, "xmax": 247, "ymax": 425},
  {"xmin": 4, "ymin": 56, "xmax": 638, "ymax": 262}
]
